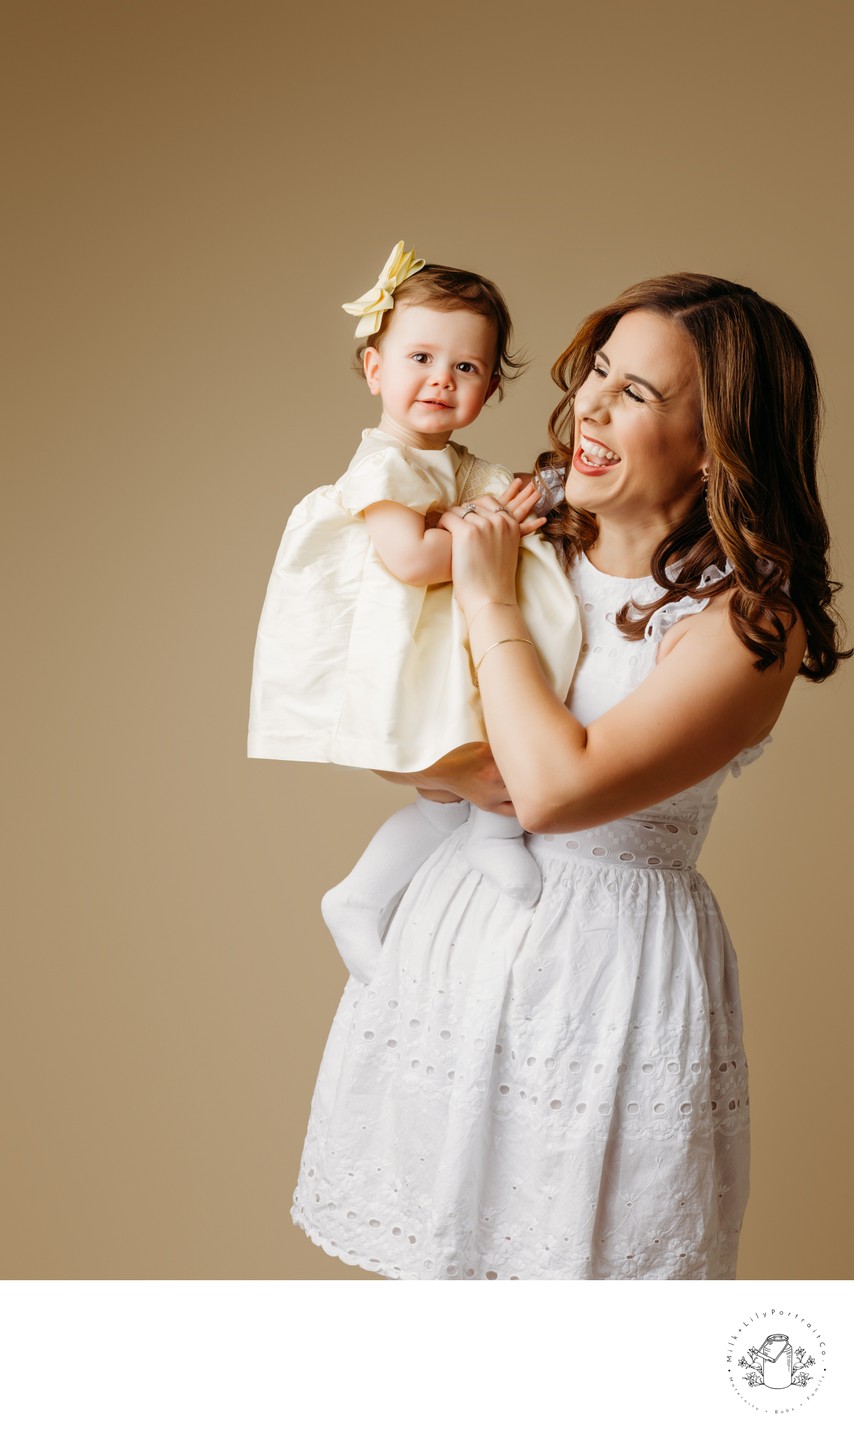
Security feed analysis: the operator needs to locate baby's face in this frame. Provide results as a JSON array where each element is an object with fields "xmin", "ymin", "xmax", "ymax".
[{"xmin": 364, "ymin": 303, "xmax": 498, "ymax": 447}]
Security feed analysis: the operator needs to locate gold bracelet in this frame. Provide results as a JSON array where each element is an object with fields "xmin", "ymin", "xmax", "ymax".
[
  {"xmin": 466, "ymin": 598, "xmax": 517, "ymax": 631},
  {"xmin": 473, "ymin": 637, "xmax": 535, "ymax": 687}
]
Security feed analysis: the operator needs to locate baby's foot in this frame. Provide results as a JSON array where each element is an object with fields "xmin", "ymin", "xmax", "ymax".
[
  {"xmin": 463, "ymin": 830, "xmax": 542, "ymax": 907},
  {"xmin": 320, "ymin": 880, "xmax": 388, "ymax": 986}
]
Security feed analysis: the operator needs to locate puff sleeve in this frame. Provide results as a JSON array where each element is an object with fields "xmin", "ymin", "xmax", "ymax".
[{"xmin": 337, "ymin": 444, "xmax": 458, "ymax": 517}]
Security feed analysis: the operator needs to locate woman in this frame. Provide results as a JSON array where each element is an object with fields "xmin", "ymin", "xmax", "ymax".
[{"xmin": 290, "ymin": 274, "xmax": 848, "ymax": 1280}]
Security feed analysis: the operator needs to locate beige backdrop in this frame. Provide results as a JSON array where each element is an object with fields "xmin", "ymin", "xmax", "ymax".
[{"xmin": 4, "ymin": 0, "xmax": 852, "ymax": 1279}]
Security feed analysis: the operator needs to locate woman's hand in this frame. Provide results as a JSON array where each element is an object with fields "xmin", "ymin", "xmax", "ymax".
[
  {"xmin": 373, "ymin": 742, "xmax": 516, "ymax": 815},
  {"xmin": 438, "ymin": 479, "xmax": 545, "ymax": 622}
]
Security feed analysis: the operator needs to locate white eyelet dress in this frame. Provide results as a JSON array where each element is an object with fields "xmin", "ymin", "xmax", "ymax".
[{"xmin": 290, "ymin": 552, "xmax": 766, "ymax": 1279}]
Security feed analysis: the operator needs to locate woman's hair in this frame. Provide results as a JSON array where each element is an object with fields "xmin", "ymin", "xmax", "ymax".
[
  {"xmin": 538, "ymin": 273, "xmax": 850, "ymax": 681},
  {"xmin": 354, "ymin": 264, "xmax": 525, "ymax": 400}
]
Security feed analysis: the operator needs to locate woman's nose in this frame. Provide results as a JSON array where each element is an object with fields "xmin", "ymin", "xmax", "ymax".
[{"xmin": 575, "ymin": 374, "xmax": 608, "ymax": 419}]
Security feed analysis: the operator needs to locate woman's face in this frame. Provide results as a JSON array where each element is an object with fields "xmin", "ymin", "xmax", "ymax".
[{"xmin": 566, "ymin": 308, "xmax": 709, "ymax": 530}]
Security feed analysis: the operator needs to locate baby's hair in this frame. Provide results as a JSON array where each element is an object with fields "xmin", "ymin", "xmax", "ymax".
[{"xmin": 354, "ymin": 264, "xmax": 526, "ymax": 400}]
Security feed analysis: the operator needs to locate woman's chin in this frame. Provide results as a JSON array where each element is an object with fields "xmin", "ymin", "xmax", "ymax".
[{"xmin": 565, "ymin": 473, "xmax": 613, "ymax": 514}]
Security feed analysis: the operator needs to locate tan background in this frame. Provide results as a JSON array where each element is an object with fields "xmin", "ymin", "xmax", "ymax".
[{"xmin": 3, "ymin": 0, "xmax": 852, "ymax": 1279}]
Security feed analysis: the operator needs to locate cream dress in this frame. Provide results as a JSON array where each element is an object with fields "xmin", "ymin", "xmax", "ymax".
[
  {"xmin": 290, "ymin": 552, "xmax": 761, "ymax": 1280},
  {"xmin": 247, "ymin": 429, "xmax": 580, "ymax": 771}
]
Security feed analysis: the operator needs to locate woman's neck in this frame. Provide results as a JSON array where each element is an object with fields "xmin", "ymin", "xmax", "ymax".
[{"xmin": 584, "ymin": 516, "xmax": 671, "ymax": 579}]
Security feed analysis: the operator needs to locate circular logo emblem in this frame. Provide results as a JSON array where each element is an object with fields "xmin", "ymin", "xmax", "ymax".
[{"xmin": 726, "ymin": 1309, "xmax": 828, "ymax": 1412}]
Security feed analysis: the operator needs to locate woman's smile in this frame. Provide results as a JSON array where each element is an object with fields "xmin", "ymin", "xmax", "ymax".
[{"xmin": 573, "ymin": 432, "xmax": 622, "ymax": 474}]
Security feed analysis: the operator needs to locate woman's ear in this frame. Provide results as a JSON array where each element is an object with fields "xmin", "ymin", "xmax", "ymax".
[{"xmin": 363, "ymin": 347, "xmax": 382, "ymax": 395}]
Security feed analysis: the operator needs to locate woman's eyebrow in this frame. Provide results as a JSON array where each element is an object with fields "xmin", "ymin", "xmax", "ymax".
[{"xmin": 594, "ymin": 349, "xmax": 665, "ymax": 401}]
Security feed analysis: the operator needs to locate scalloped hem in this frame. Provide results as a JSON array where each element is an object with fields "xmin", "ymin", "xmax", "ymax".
[
  {"xmin": 291, "ymin": 1207, "xmax": 736, "ymax": 1280},
  {"xmin": 291, "ymin": 1207, "xmax": 410, "ymax": 1279}
]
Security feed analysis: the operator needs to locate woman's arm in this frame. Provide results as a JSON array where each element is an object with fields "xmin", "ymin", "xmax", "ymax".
[{"xmin": 440, "ymin": 505, "xmax": 806, "ymax": 834}]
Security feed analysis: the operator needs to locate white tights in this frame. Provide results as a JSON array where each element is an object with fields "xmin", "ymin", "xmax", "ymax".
[{"xmin": 321, "ymin": 794, "xmax": 541, "ymax": 984}]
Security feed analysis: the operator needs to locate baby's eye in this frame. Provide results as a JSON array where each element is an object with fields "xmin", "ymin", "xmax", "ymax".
[
  {"xmin": 409, "ymin": 352, "xmax": 430, "ymax": 363},
  {"xmin": 456, "ymin": 362, "xmax": 480, "ymax": 374}
]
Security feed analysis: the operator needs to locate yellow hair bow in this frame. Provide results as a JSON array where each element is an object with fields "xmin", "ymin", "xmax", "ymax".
[{"xmin": 341, "ymin": 241, "xmax": 425, "ymax": 338}]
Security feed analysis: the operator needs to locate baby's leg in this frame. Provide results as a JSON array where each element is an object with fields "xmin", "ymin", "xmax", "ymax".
[
  {"xmin": 463, "ymin": 807, "xmax": 542, "ymax": 907},
  {"xmin": 321, "ymin": 792, "xmax": 469, "ymax": 985}
]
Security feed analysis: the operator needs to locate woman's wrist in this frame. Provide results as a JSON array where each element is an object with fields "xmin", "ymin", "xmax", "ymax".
[
  {"xmin": 466, "ymin": 600, "xmax": 530, "ymax": 665},
  {"xmin": 464, "ymin": 596, "xmax": 519, "ymax": 631}
]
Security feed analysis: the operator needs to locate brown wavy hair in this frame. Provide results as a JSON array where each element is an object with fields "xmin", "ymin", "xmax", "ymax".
[
  {"xmin": 538, "ymin": 273, "xmax": 850, "ymax": 680},
  {"xmin": 354, "ymin": 264, "xmax": 526, "ymax": 400}
]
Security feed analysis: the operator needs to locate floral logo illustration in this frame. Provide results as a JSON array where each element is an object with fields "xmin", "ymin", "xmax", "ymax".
[
  {"xmin": 725, "ymin": 1309, "xmax": 828, "ymax": 1413},
  {"xmin": 739, "ymin": 1333, "xmax": 815, "ymax": 1389}
]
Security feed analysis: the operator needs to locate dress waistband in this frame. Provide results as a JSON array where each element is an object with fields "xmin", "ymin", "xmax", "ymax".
[{"xmin": 525, "ymin": 815, "xmax": 705, "ymax": 871}]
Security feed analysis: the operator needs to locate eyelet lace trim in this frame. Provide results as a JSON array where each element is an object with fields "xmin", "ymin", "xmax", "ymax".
[{"xmin": 644, "ymin": 561, "xmax": 732, "ymax": 645}]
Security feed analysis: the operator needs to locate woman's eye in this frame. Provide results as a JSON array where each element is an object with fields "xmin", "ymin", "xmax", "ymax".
[
  {"xmin": 592, "ymin": 364, "xmax": 607, "ymax": 378},
  {"xmin": 625, "ymin": 387, "xmax": 645, "ymax": 403}
]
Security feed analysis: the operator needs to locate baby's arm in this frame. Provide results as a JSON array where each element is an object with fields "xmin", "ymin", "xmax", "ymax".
[
  {"xmin": 364, "ymin": 478, "xmax": 547, "ymax": 588},
  {"xmin": 364, "ymin": 502, "xmax": 452, "ymax": 586}
]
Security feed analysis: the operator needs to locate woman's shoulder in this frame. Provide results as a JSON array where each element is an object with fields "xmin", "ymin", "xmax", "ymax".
[
  {"xmin": 611, "ymin": 550, "xmax": 805, "ymax": 670},
  {"xmin": 658, "ymin": 573, "xmax": 806, "ymax": 665}
]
